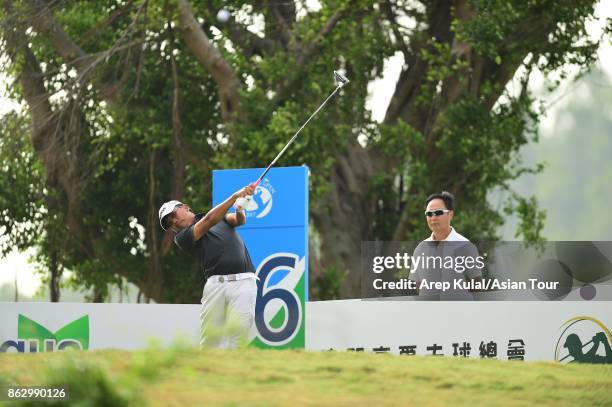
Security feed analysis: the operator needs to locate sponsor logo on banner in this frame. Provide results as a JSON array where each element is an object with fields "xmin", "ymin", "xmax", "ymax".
[
  {"xmin": 554, "ymin": 316, "xmax": 612, "ymax": 364},
  {"xmin": 0, "ymin": 314, "xmax": 89, "ymax": 353},
  {"xmin": 245, "ymin": 178, "xmax": 275, "ymax": 219},
  {"xmin": 253, "ymin": 253, "xmax": 305, "ymax": 348}
]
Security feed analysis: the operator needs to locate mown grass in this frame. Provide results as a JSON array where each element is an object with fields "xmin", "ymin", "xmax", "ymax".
[{"xmin": 1, "ymin": 345, "xmax": 611, "ymax": 406}]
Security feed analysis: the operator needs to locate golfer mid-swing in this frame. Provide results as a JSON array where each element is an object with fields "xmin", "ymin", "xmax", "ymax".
[{"xmin": 159, "ymin": 184, "xmax": 257, "ymax": 348}]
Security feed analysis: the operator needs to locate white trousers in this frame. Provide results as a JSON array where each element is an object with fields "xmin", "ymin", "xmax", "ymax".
[{"xmin": 200, "ymin": 275, "xmax": 257, "ymax": 349}]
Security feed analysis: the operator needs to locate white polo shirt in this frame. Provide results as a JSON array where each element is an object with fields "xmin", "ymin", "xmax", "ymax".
[{"xmin": 425, "ymin": 227, "xmax": 469, "ymax": 242}]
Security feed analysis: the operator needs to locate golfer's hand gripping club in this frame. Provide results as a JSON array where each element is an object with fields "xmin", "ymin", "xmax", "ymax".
[
  {"xmin": 234, "ymin": 196, "xmax": 250, "ymax": 211},
  {"xmin": 234, "ymin": 182, "xmax": 258, "ymax": 211}
]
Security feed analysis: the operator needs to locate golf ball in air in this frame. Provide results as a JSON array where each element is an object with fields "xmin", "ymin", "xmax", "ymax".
[{"xmin": 217, "ymin": 9, "xmax": 230, "ymax": 23}]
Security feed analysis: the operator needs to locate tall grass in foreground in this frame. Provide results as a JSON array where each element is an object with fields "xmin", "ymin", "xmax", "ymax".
[{"xmin": 1, "ymin": 344, "xmax": 611, "ymax": 406}]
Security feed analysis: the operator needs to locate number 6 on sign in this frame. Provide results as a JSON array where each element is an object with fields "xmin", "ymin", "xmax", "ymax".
[{"xmin": 254, "ymin": 253, "xmax": 304, "ymax": 346}]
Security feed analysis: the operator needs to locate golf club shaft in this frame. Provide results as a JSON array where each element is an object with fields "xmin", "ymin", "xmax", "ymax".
[
  {"xmin": 254, "ymin": 84, "xmax": 343, "ymax": 185},
  {"xmin": 235, "ymin": 74, "xmax": 346, "ymax": 211}
]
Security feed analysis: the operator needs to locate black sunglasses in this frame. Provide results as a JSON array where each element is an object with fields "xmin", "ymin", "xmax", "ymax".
[{"xmin": 425, "ymin": 209, "xmax": 450, "ymax": 217}]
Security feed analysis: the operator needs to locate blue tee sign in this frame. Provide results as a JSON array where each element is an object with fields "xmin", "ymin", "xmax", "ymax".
[{"xmin": 213, "ymin": 166, "xmax": 308, "ymax": 349}]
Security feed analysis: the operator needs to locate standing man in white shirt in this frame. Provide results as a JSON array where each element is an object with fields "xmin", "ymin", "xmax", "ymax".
[{"xmin": 411, "ymin": 191, "xmax": 483, "ymax": 299}]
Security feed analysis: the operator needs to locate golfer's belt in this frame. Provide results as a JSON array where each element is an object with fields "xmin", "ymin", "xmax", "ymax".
[{"xmin": 208, "ymin": 272, "xmax": 255, "ymax": 283}]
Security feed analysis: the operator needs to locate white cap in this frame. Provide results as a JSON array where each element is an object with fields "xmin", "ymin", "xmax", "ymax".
[{"xmin": 159, "ymin": 200, "xmax": 182, "ymax": 230}]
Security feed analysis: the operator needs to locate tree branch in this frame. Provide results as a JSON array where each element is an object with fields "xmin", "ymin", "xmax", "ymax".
[
  {"xmin": 224, "ymin": 21, "xmax": 279, "ymax": 58},
  {"xmin": 205, "ymin": 0, "xmax": 279, "ymax": 57},
  {"xmin": 297, "ymin": 9, "xmax": 345, "ymax": 66},
  {"xmin": 261, "ymin": 0, "xmax": 296, "ymax": 49},
  {"xmin": 270, "ymin": 7, "xmax": 351, "ymax": 110},
  {"xmin": 380, "ymin": 0, "xmax": 411, "ymax": 59},
  {"xmin": 175, "ymin": 0, "xmax": 241, "ymax": 124},
  {"xmin": 146, "ymin": 148, "xmax": 163, "ymax": 301},
  {"xmin": 23, "ymin": 1, "xmax": 110, "ymax": 105},
  {"xmin": 23, "ymin": 0, "xmax": 150, "ymax": 107},
  {"xmin": 81, "ymin": 0, "xmax": 136, "ymax": 45},
  {"xmin": 3, "ymin": 0, "xmax": 96, "ymax": 258}
]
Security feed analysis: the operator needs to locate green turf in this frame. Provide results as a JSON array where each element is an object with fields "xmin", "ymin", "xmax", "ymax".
[{"xmin": 1, "ymin": 346, "xmax": 610, "ymax": 406}]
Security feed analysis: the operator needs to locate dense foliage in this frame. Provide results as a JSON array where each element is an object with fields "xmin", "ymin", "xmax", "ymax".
[{"xmin": 0, "ymin": 0, "xmax": 608, "ymax": 300}]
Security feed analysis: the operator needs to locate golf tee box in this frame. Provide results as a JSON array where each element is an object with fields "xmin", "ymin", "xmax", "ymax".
[{"xmin": 213, "ymin": 166, "xmax": 309, "ymax": 349}]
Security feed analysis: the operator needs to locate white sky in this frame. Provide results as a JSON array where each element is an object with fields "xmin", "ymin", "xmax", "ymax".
[
  {"xmin": 1, "ymin": 1, "xmax": 611, "ymax": 298},
  {"xmin": 0, "ymin": 250, "xmax": 39, "ymax": 297}
]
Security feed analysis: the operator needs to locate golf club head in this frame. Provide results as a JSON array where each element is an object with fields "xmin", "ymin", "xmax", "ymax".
[{"xmin": 334, "ymin": 70, "xmax": 349, "ymax": 88}]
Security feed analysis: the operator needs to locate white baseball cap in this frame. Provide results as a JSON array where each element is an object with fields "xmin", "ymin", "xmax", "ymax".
[{"xmin": 158, "ymin": 200, "xmax": 183, "ymax": 230}]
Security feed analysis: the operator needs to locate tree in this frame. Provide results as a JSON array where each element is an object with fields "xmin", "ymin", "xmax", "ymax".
[
  {"xmin": 314, "ymin": 0, "xmax": 607, "ymax": 296},
  {"xmin": 0, "ymin": 0, "xmax": 608, "ymax": 301}
]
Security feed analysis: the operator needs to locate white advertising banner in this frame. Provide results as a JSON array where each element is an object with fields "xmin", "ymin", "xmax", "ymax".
[
  {"xmin": 306, "ymin": 300, "xmax": 612, "ymax": 362},
  {"xmin": 1, "ymin": 301, "xmax": 611, "ymax": 363},
  {"xmin": 0, "ymin": 303, "xmax": 201, "ymax": 352}
]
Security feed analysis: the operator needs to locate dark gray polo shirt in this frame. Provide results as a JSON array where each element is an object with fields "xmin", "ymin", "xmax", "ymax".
[{"xmin": 174, "ymin": 213, "xmax": 256, "ymax": 278}]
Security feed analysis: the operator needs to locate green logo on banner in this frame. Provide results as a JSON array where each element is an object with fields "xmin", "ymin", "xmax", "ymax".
[
  {"xmin": 1, "ymin": 314, "xmax": 89, "ymax": 352},
  {"xmin": 555, "ymin": 316, "xmax": 612, "ymax": 364}
]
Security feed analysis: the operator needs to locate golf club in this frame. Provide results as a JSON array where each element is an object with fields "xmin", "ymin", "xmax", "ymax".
[{"xmin": 235, "ymin": 70, "xmax": 349, "ymax": 210}]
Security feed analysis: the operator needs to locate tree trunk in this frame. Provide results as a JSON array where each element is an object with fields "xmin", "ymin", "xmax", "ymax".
[
  {"xmin": 14, "ymin": 273, "xmax": 18, "ymax": 302},
  {"xmin": 145, "ymin": 149, "xmax": 163, "ymax": 301},
  {"xmin": 49, "ymin": 249, "xmax": 62, "ymax": 302},
  {"xmin": 175, "ymin": 0, "xmax": 241, "ymax": 124},
  {"xmin": 311, "ymin": 140, "xmax": 384, "ymax": 297}
]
